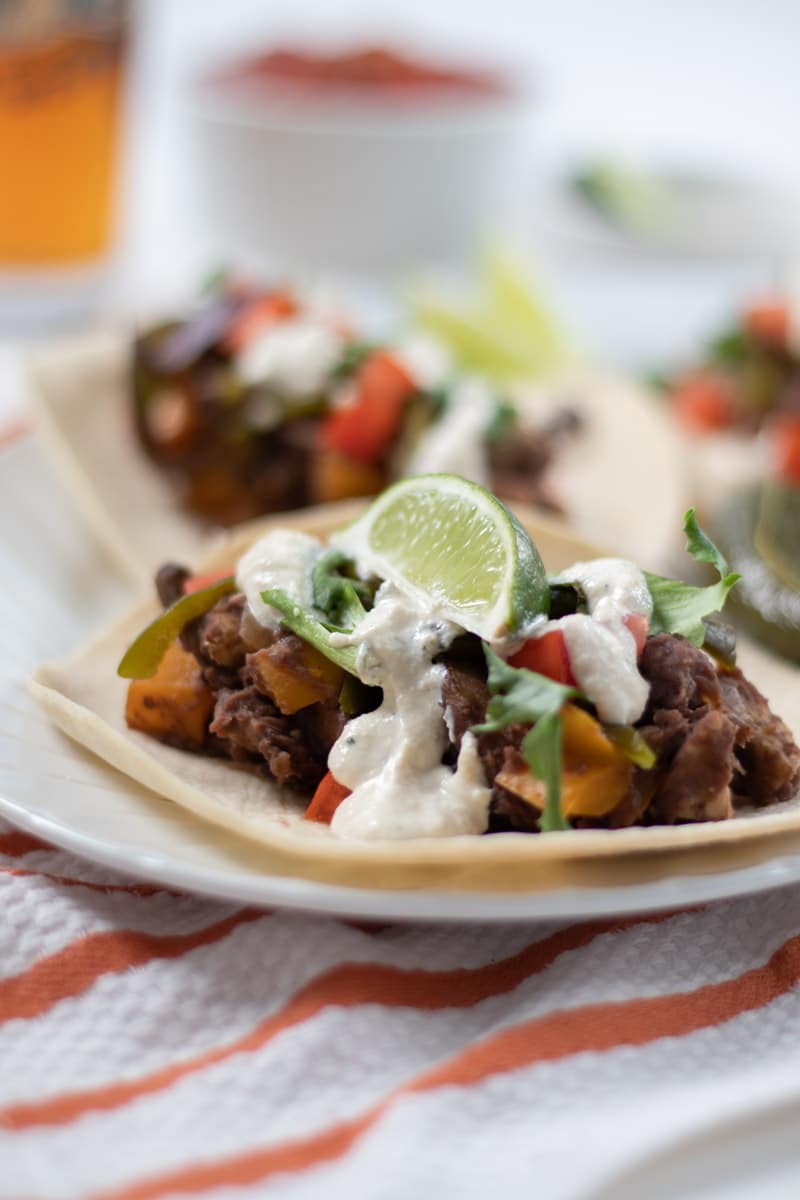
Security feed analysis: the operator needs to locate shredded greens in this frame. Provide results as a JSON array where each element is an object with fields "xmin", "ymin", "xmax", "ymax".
[
  {"xmin": 473, "ymin": 647, "xmax": 579, "ymax": 832},
  {"xmin": 311, "ymin": 549, "xmax": 369, "ymax": 631},
  {"xmin": 645, "ymin": 509, "xmax": 741, "ymax": 646}
]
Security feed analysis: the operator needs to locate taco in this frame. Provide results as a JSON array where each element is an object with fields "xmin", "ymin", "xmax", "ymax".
[
  {"xmin": 31, "ymin": 476, "xmax": 800, "ymax": 891},
  {"xmin": 30, "ymin": 282, "xmax": 686, "ymax": 585}
]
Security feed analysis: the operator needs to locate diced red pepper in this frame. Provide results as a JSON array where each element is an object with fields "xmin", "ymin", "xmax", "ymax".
[
  {"xmin": 623, "ymin": 613, "xmax": 649, "ymax": 657},
  {"xmin": 223, "ymin": 292, "xmax": 299, "ymax": 354},
  {"xmin": 305, "ymin": 771, "xmax": 351, "ymax": 823},
  {"xmin": 320, "ymin": 351, "xmax": 417, "ymax": 464},
  {"xmin": 183, "ymin": 568, "xmax": 233, "ymax": 595},
  {"xmin": 770, "ymin": 414, "xmax": 800, "ymax": 487},
  {"xmin": 509, "ymin": 629, "xmax": 576, "ymax": 685},
  {"xmin": 744, "ymin": 300, "xmax": 789, "ymax": 349},
  {"xmin": 672, "ymin": 370, "xmax": 736, "ymax": 433}
]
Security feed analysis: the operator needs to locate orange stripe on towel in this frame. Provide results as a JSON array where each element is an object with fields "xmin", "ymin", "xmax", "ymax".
[
  {"xmin": 0, "ymin": 909, "xmax": 263, "ymax": 1024},
  {"xmin": 3, "ymin": 911, "xmax": 679, "ymax": 1131},
  {"xmin": 91, "ymin": 925, "xmax": 800, "ymax": 1200}
]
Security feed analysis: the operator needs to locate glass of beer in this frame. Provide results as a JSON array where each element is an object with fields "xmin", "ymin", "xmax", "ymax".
[{"xmin": 0, "ymin": 0, "xmax": 129, "ymax": 327}]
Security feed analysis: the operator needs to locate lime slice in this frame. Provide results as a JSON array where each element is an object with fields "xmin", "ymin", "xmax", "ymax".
[
  {"xmin": 331, "ymin": 474, "xmax": 549, "ymax": 640},
  {"xmin": 408, "ymin": 248, "xmax": 575, "ymax": 383}
]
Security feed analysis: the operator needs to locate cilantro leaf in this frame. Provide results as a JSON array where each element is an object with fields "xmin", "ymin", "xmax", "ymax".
[
  {"xmin": 312, "ymin": 549, "xmax": 369, "ymax": 631},
  {"xmin": 644, "ymin": 509, "xmax": 741, "ymax": 646},
  {"xmin": 473, "ymin": 647, "xmax": 578, "ymax": 832}
]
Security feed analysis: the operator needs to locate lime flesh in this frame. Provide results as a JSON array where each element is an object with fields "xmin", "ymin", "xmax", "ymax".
[{"xmin": 331, "ymin": 474, "xmax": 549, "ymax": 640}]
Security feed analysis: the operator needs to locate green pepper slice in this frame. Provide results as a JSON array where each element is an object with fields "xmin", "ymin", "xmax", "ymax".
[
  {"xmin": 602, "ymin": 724, "xmax": 657, "ymax": 769},
  {"xmin": 117, "ymin": 576, "xmax": 236, "ymax": 679}
]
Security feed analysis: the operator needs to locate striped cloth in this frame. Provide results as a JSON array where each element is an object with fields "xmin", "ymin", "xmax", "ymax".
[{"xmin": 4, "ymin": 817, "xmax": 800, "ymax": 1199}]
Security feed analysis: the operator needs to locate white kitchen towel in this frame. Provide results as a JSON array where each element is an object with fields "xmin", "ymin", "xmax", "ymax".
[{"xmin": 3, "ymin": 816, "xmax": 800, "ymax": 1200}]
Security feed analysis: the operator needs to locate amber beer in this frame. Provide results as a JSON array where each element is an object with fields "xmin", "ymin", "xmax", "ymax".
[{"xmin": 0, "ymin": 3, "xmax": 126, "ymax": 265}]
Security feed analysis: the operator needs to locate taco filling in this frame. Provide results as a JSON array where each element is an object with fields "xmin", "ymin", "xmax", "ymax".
[
  {"xmin": 119, "ymin": 477, "xmax": 800, "ymax": 840},
  {"xmin": 134, "ymin": 281, "xmax": 579, "ymax": 525}
]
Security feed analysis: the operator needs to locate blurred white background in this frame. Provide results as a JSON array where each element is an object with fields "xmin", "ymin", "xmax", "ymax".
[
  {"xmin": 1, "ymin": 0, "xmax": 797, "ymax": 429},
  {"xmin": 120, "ymin": 0, "xmax": 798, "ymax": 365}
]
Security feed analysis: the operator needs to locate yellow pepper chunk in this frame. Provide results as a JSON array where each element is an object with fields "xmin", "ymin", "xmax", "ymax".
[
  {"xmin": 247, "ymin": 641, "xmax": 345, "ymax": 715},
  {"xmin": 126, "ymin": 641, "xmax": 214, "ymax": 747},
  {"xmin": 496, "ymin": 702, "xmax": 634, "ymax": 819}
]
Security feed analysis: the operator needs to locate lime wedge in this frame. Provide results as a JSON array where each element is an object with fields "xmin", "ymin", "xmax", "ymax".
[
  {"xmin": 331, "ymin": 474, "xmax": 549, "ymax": 640},
  {"xmin": 408, "ymin": 248, "xmax": 575, "ymax": 383}
]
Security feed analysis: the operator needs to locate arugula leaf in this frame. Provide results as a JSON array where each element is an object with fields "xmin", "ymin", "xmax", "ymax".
[
  {"xmin": 312, "ymin": 549, "xmax": 369, "ymax": 631},
  {"xmin": 644, "ymin": 509, "xmax": 741, "ymax": 646},
  {"xmin": 521, "ymin": 712, "xmax": 565, "ymax": 832},
  {"xmin": 261, "ymin": 589, "xmax": 360, "ymax": 676},
  {"xmin": 473, "ymin": 647, "xmax": 579, "ymax": 832}
]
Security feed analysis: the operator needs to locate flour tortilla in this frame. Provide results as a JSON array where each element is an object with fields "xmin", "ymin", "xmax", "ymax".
[
  {"xmin": 30, "ymin": 504, "xmax": 800, "ymax": 893},
  {"xmin": 30, "ymin": 332, "xmax": 688, "ymax": 588}
]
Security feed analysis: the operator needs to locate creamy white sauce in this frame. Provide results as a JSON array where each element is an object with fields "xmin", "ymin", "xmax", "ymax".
[
  {"xmin": 236, "ymin": 317, "xmax": 343, "ymax": 397},
  {"xmin": 406, "ymin": 375, "xmax": 497, "ymax": 486},
  {"xmin": 545, "ymin": 558, "xmax": 653, "ymax": 725},
  {"xmin": 394, "ymin": 334, "xmax": 453, "ymax": 391},
  {"xmin": 552, "ymin": 558, "xmax": 653, "ymax": 622},
  {"xmin": 236, "ymin": 529, "xmax": 322, "ymax": 631},
  {"xmin": 328, "ymin": 586, "xmax": 491, "ymax": 840}
]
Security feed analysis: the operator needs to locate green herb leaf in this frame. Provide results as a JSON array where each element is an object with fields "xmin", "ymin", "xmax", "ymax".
[
  {"xmin": 420, "ymin": 386, "xmax": 449, "ymax": 421},
  {"xmin": 708, "ymin": 328, "xmax": 748, "ymax": 367},
  {"xmin": 484, "ymin": 398, "xmax": 518, "ymax": 443},
  {"xmin": 311, "ymin": 549, "xmax": 369, "ymax": 631},
  {"xmin": 521, "ymin": 712, "xmax": 566, "ymax": 832},
  {"xmin": 261, "ymin": 588, "xmax": 360, "ymax": 676},
  {"xmin": 644, "ymin": 509, "xmax": 741, "ymax": 646},
  {"xmin": 473, "ymin": 647, "xmax": 578, "ymax": 832},
  {"xmin": 332, "ymin": 341, "xmax": 378, "ymax": 381}
]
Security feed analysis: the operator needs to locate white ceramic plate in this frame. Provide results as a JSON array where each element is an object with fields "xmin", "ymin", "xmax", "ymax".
[{"xmin": 5, "ymin": 433, "xmax": 800, "ymax": 921}]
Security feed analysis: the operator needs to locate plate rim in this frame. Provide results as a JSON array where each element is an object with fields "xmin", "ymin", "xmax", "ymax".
[{"xmin": 4, "ymin": 787, "xmax": 800, "ymax": 923}]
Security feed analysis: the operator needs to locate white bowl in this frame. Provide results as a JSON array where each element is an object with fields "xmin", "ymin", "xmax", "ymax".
[{"xmin": 187, "ymin": 52, "xmax": 531, "ymax": 275}]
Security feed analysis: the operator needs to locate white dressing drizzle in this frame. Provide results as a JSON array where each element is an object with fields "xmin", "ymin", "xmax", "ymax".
[
  {"xmin": 236, "ymin": 316, "xmax": 343, "ymax": 397},
  {"xmin": 236, "ymin": 529, "xmax": 322, "ymax": 632},
  {"xmin": 328, "ymin": 585, "xmax": 491, "ymax": 840},
  {"xmin": 546, "ymin": 558, "xmax": 653, "ymax": 724},
  {"xmin": 406, "ymin": 375, "xmax": 497, "ymax": 486}
]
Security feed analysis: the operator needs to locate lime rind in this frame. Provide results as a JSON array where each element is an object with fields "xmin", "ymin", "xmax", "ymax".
[{"xmin": 331, "ymin": 474, "xmax": 549, "ymax": 640}]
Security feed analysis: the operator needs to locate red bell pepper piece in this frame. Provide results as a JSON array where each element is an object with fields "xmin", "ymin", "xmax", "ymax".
[
  {"xmin": 744, "ymin": 300, "xmax": 789, "ymax": 348},
  {"xmin": 509, "ymin": 629, "xmax": 576, "ymax": 685},
  {"xmin": 305, "ymin": 771, "xmax": 351, "ymax": 823},
  {"xmin": 672, "ymin": 370, "xmax": 735, "ymax": 433},
  {"xmin": 770, "ymin": 414, "xmax": 800, "ymax": 487},
  {"xmin": 623, "ymin": 613, "xmax": 649, "ymax": 657},
  {"xmin": 320, "ymin": 351, "xmax": 417, "ymax": 464},
  {"xmin": 183, "ymin": 568, "xmax": 233, "ymax": 595}
]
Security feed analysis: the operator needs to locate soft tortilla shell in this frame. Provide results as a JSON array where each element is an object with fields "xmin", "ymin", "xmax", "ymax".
[{"xmin": 31, "ymin": 506, "xmax": 800, "ymax": 893}]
